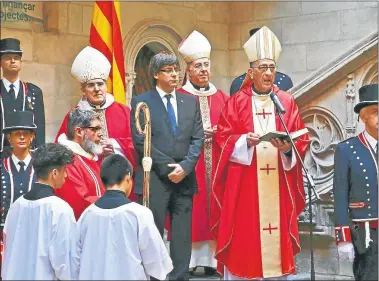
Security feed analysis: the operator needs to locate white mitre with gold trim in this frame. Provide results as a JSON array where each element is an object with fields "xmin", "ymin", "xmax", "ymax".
[
  {"xmin": 243, "ymin": 26, "xmax": 282, "ymax": 63},
  {"xmin": 178, "ymin": 30, "xmax": 211, "ymax": 63},
  {"xmin": 71, "ymin": 46, "xmax": 111, "ymax": 84}
]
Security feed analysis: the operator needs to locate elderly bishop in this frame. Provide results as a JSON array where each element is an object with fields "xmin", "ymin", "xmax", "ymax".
[
  {"xmin": 55, "ymin": 46, "xmax": 137, "ymax": 171},
  {"xmin": 177, "ymin": 30, "xmax": 228, "ymax": 276},
  {"xmin": 210, "ymin": 26, "xmax": 310, "ymax": 280}
]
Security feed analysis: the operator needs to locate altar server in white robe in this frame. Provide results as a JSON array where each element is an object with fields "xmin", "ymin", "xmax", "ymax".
[
  {"xmin": 2, "ymin": 143, "xmax": 75, "ymax": 280},
  {"xmin": 71, "ymin": 154, "xmax": 173, "ymax": 280}
]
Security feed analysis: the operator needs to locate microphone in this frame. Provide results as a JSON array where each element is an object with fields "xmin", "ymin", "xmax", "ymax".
[{"xmin": 270, "ymin": 92, "xmax": 286, "ymax": 114}]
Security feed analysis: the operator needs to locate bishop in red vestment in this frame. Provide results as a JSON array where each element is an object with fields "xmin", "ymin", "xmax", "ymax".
[
  {"xmin": 210, "ymin": 26, "xmax": 310, "ymax": 280},
  {"xmin": 55, "ymin": 46, "xmax": 137, "ymax": 171},
  {"xmin": 55, "ymin": 46, "xmax": 138, "ymax": 201},
  {"xmin": 176, "ymin": 30, "xmax": 229, "ymax": 274}
]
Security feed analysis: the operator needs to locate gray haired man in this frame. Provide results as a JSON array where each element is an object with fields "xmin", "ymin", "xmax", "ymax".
[
  {"xmin": 131, "ymin": 51, "xmax": 204, "ymax": 280},
  {"xmin": 56, "ymin": 108, "xmax": 105, "ymax": 220}
]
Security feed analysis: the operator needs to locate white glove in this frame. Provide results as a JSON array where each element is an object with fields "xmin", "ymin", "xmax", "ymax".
[{"xmin": 338, "ymin": 242, "xmax": 355, "ymax": 261}]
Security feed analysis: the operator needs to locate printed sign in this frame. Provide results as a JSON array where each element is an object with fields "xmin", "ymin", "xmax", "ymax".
[{"xmin": 1, "ymin": 1, "xmax": 44, "ymax": 30}]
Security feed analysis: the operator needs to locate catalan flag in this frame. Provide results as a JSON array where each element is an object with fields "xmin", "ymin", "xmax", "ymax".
[{"xmin": 90, "ymin": 1, "xmax": 126, "ymax": 104}]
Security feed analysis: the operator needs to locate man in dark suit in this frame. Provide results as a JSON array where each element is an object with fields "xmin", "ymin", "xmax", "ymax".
[
  {"xmin": 229, "ymin": 28, "xmax": 293, "ymax": 95},
  {"xmin": 0, "ymin": 38, "xmax": 45, "ymax": 157},
  {"xmin": 131, "ymin": 51, "xmax": 204, "ymax": 280},
  {"xmin": 333, "ymin": 84, "xmax": 378, "ymax": 281}
]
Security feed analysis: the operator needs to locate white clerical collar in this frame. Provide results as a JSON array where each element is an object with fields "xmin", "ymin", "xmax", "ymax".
[
  {"xmin": 11, "ymin": 153, "xmax": 32, "ymax": 171},
  {"xmin": 252, "ymin": 89, "xmax": 272, "ymax": 101},
  {"xmin": 57, "ymin": 134, "xmax": 98, "ymax": 161},
  {"xmin": 181, "ymin": 80, "xmax": 217, "ymax": 97},
  {"xmin": 77, "ymin": 93, "xmax": 115, "ymax": 110},
  {"xmin": 364, "ymin": 131, "xmax": 378, "ymax": 151},
  {"xmin": 3, "ymin": 77, "xmax": 20, "ymax": 94},
  {"xmin": 156, "ymin": 86, "xmax": 176, "ymax": 100}
]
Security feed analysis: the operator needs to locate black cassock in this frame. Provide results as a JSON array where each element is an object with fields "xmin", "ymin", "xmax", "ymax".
[{"xmin": 0, "ymin": 79, "xmax": 45, "ymax": 157}]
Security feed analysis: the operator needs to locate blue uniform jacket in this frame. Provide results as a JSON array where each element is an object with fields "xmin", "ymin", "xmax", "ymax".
[{"xmin": 333, "ymin": 132, "xmax": 378, "ymax": 243}]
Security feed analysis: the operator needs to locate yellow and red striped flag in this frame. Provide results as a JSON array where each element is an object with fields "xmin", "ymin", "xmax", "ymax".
[{"xmin": 90, "ymin": 1, "xmax": 126, "ymax": 104}]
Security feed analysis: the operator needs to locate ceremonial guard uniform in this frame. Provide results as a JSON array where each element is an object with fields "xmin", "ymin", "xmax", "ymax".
[
  {"xmin": 0, "ymin": 111, "xmax": 37, "ymax": 270},
  {"xmin": 0, "ymin": 38, "xmax": 45, "ymax": 157},
  {"xmin": 1, "ymin": 111, "xmax": 37, "ymax": 228},
  {"xmin": 333, "ymin": 84, "xmax": 378, "ymax": 281}
]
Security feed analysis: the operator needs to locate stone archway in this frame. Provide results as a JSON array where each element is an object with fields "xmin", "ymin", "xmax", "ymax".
[
  {"xmin": 123, "ymin": 20, "xmax": 186, "ymax": 105},
  {"xmin": 360, "ymin": 60, "xmax": 378, "ymax": 86}
]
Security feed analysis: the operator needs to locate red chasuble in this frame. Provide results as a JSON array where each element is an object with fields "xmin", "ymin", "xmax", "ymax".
[
  {"xmin": 178, "ymin": 87, "xmax": 229, "ymax": 242},
  {"xmin": 55, "ymin": 153, "xmax": 105, "ymax": 220},
  {"xmin": 210, "ymin": 83, "xmax": 309, "ymax": 279},
  {"xmin": 55, "ymin": 95, "xmax": 138, "ymax": 201},
  {"xmin": 55, "ymin": 99, "xmax": 138, "ymax": 171}
]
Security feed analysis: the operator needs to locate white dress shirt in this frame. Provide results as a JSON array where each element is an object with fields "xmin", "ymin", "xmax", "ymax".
[
  {"xmin": 11, "ymin": 154, "xmax": 32, "ymax": 172},
  {"xmin": 2, "ymin": 77, "xmax": 20, "ymax": 99},
  {"xmin": 364, "ymin": 130, "xmax": 378, "ymax": 152},
  {"xmin": 156, "ymin": 86, "xmax": 178, "ymax": 123}
]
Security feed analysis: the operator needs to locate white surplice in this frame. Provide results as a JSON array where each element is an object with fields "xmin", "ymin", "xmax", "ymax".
[
  {"xmin": 2, "ymin": 196, "xmax": 76, "ymax": 280},
  {"xmin": 71, "ymin": 202, "xmax": 173, "ymax": 280}
]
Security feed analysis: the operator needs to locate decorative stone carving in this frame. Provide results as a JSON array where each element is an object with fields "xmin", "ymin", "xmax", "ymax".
[
  {"xmin": 125, "ymin": 71, "xmax": 137, "ymax": 105},
  {"xmin": 298, "ymin": 203, "xmax": 317, "ymax": 224},
  {"xmin": 345, "ymin": 73, "xmax": 356, "ymax": 138},
  {"xmin": 301, "ymin": 107, "xmax": 345, "ymax": 197}
]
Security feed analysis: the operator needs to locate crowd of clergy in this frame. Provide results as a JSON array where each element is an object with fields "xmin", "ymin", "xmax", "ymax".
[{"xmin": 0, "ymin": 26, "xmax": 377, "ymax": 281}]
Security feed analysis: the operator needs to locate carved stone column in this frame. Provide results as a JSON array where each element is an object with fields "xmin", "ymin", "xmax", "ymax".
[
  {"xmin": 345, "ymin": 73, "xmax": 356, "ymax": 138},
  {"xmin": 125, "ymin": 71, "xmax": 136, "ymax": 106}
]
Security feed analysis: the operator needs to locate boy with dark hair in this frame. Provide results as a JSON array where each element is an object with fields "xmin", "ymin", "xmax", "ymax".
[
  {"xmin": 2, "ymin": 143, "xmax": 75, "ymax": 280},
  {"xmin": 72, "ymin": 154, "xmax": 173, "ymax": 280}
]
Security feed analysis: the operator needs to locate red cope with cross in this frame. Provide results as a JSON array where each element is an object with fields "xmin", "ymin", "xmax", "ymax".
[
  {"xmin": 260, "ymin": 164, "xmax": 276, "ymax": 175},
  {"xmin": 256, "ymin": 109, "xmax": 272, "ymax": 119},
  {"xmin": 263, "ymin": 223, "xmax": 278, "ymax": 234}
]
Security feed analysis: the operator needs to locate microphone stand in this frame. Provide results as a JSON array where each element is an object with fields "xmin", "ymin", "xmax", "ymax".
[{"xmin": 274, "ymin": 107, "xmax": 320, "ymax": 281}]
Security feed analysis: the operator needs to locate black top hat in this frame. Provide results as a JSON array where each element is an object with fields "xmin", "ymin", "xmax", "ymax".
[
  {"xmin": 0, "ymin": 38, "xmax": 23, "ymax": 55},
  {"xmin": 2, "ymin": 111, "xmax": 37, "ymax": 133},
  {"xmin": 354, "ymin": 84, "xmax": 378, "ymax": 113}
]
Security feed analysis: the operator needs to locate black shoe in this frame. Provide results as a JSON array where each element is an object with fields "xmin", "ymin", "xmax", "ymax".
[
  {"xmin": 204, "ymin": 267, "xmax": 217, "ymax": 276},
  {"xmin": 189, "ymin": 266, "xmax": 197, "ymax": 276}
]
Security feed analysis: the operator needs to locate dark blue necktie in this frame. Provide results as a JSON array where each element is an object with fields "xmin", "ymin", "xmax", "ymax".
[
  {"xmin": 165, "ymin": 94, "xmax": 177, "ymax": 135},
  {"xmin": 18, "ymin": 161, "xmax": 25, "ymax": 173},
  {"xmin": 9, "ymin": 84, "xmax": 16, "ymax": 100}
]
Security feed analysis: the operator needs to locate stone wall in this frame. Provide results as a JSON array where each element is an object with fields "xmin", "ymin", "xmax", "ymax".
[
  {"xmin": 1, "ymin": 3, "xmax": 90, "ymax": 142},
  {"xmin": 229, "ymin": 1, "xmax": 378, "ymax": 86},
  {"xmin": 1, "ymin": 1, "xmax": 231, "ymax": 141}
]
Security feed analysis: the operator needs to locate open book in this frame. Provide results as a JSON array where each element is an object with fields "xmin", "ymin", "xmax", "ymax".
[{"xmin": 259, "ymin": 128, "xmax": 309, "ymax": 142}]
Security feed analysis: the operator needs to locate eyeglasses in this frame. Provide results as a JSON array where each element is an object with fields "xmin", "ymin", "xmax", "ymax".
[
  {"xmin": 192, "ymin": 62, "xmax": 210, "ymax": 70},
  {"xmin": 252, "ymin": 65, "xmax": 277, "ymax": 73},
  {"xmin": 82, "ymin": 126, "xmax": 102, "ymax": 132},
  {"xmin": 84, "ymin": 81, "xmax": 105, "ymax": 90},
  {"xmin": 159, "ymin": 68, "xmax": 180, "ymax": 75}
]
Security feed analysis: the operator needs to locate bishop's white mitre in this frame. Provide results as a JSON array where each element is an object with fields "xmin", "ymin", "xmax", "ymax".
[
  {"xmin": 243, "ymin": 26, "xmax": 282, "ymax": 63},
  {"xmin": 178, "ymin": 30, "xmax": 211, "ymax": 63},
  {"xmin": 71, "ymin": 46, "xmax": 111, "ymax": 84}
]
